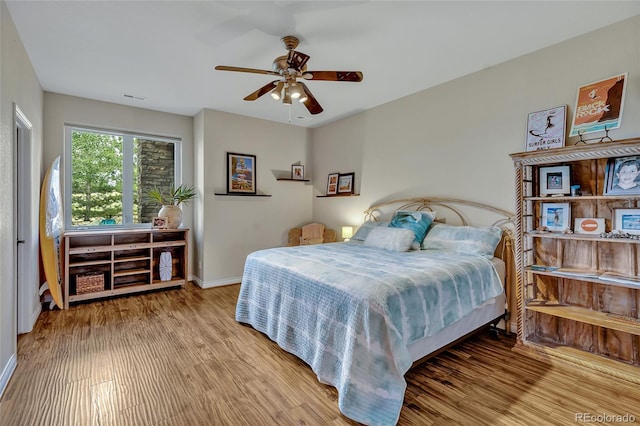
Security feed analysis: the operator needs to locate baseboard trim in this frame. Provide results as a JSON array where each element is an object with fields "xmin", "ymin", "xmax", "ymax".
[
  {"xmin": 0, "ymin": 353, "xmax": 17, "ymax": 400},
  {"xmin": 191, "ymin": 276, "xmax": 241, "ymax": 289}
]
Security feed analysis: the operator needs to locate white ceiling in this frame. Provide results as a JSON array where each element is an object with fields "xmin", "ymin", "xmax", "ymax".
[{"xmin": 6, "ymin": 1, "xmax": 640, "ymax": 128}]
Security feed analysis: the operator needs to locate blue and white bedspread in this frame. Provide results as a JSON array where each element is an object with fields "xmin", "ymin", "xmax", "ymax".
[{"xmin": 235, "ymin": 242, "xmax": 503, "ymax": 425}]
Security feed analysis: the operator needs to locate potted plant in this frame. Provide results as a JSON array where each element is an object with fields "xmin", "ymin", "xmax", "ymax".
[{"xmin": 147, "ymin": 184, "xmax": 198, "ymax": 228}]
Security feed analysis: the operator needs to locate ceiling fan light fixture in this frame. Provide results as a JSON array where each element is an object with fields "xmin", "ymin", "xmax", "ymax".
[
  {"xmin": 270, "ymin": 81, "xmax": 284, "ymax": 100},
  {"xmin": 282, "ymin": 86, "xmax": 292, "ymax": 104},
  {"xmin": 290, "ymin": 83, "xmax": 303, "ymax": 100}
]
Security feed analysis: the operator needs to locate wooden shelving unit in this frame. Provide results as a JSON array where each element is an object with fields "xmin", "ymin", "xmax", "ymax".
[
  {"xmin": 63, "ymin": 228, "xmax": 189, "ymax": 308},
  {"xmin": 510, "ymin": 138, "xmax": 640, "ymax": 383}
]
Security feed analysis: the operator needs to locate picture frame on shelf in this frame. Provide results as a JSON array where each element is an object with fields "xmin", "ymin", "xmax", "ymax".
[
  {"xmin": 337, "ymin": 172, "xmax": 355, "ymax": 195},
  {"xmin": 292, "ymin": 165, "xmax": 304, "ymax": 180},
  {"xmin": 227, "ymin": 152, "xmax": 256, "ymax": 194},
  {"xmin": 539, "ymin": 165, "xmax": 571, "ymax": 196},
  {"xmin": 613, "ymin": 208, "xmax": 640, "ymax": 235},
  {"xmin": 569, "ymin": 72, "xmax": 627, "ymax": 137},
  {"xmin": 574, "ymin": 218, "xmax": 605, "ymax": 235},
  {"xmin": 152, "ymin": 216, "xmax": 168, "ymax": 229},
  {"xmin": 604, "ymin": 155, "xmax": 640, "ymax": 195},
  {"xmin": 525, "ymin": 105, "xmax": 566, "ymax": 151},
  {"xmin": 541, "ymin": 202, "xmax": 571, "ymax": 232},
  {"xmin": 326, "ymin": 173, "xmax": 339, "ymax": 196}
]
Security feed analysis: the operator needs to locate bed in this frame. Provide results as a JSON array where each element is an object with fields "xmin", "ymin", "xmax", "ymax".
[{"xmin": 235, "ymin": 197, "xmax": 515, "ymax": 425}]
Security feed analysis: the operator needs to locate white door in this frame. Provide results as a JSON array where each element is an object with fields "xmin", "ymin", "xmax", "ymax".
[{"xmin": 14, "ymin": 105, "xmax": 35, "ymax": 334}]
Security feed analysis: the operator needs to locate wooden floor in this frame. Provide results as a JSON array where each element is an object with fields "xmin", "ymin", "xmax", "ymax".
[{"xmin": 2, "ymin": 284, "xmax": 639, "ymax": 426}]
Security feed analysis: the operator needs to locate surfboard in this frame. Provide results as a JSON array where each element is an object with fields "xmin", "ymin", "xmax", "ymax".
[{"xmin": 39, "ymin": 156, "xmax": 64, "ymax": 309}]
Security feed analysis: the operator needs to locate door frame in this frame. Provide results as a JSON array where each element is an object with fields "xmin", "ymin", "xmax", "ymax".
[{"xmin": 14, "ymin": 104, "xmax": 39, "ymax": 334}]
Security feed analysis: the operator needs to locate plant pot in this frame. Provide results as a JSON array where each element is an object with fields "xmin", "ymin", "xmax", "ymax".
[{"xmin": 158, "ymin": 205, "xmax": 182, "ymax": 229}]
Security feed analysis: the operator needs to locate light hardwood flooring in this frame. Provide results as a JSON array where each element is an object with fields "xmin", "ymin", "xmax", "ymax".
[{"xmin": 1, "ymin": 283, "xmax": 639, "ymax": 425}]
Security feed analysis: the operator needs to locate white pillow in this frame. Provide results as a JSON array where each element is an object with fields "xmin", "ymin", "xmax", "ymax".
[{"xmin": 363, "ymin": 227, "xmax": 415, "ymax": 252}]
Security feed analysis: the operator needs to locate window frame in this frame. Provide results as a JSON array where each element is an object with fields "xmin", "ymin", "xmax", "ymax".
[{"xmin": 64, "ymin": 125, "xmax": 183, "ymax": 230}]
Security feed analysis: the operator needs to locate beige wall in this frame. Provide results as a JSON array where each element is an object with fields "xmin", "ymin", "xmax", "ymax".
[
  {"xmin": 310, "ymin": 15, "xmax": 640, "ymax": 329},
  {"xmin": 312, "ymin": 15, "xmax": 640, "ymax": 232},
  {"xmin": 193, "ymin": 109, "xmax": 312, "ymax": 286},
  {"xmin": 43, "ymin": 92, "xmax": 195, "ymax": 274},
  {"xmin": 0, "ymin": 0, "xmax": 44, "ymax": 396}
]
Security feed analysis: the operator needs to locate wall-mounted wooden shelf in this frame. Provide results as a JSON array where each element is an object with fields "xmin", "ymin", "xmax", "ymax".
[
  {"xmin": 316, "ymin": 194, "xmax": 360, "ymax": 198},
  {"xmin": 214, "ymin": 193, "xmax": 272, "ymax": 197},
  {"xmin": 276, "ymin": 178, "xmax": 310, "ymax": 182}
]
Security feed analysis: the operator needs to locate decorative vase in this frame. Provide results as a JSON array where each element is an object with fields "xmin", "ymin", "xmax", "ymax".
[{"xmin": 158, "ymin": 205, "xmax": 182, "ymax": 229}]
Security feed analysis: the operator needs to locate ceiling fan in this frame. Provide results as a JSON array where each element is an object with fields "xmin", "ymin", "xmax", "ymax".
[{"xmin": 215, "ymin": 35, "xmax": 363, "ymax": 115}]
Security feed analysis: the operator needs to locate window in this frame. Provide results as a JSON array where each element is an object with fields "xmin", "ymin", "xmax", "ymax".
[{"xmin": 65, "ymin": 126, "xmax": 182, "ymax": 229}]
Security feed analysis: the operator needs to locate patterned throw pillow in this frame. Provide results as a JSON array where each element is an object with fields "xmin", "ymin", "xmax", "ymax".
[
  {"xmin": 363, "ymin": 227, "xmax": 415, "ymax": 252},
  {"xmin": 389, "ymin": 211, "xmax": 436, "ymax": 250},
  {"xmin": 351, "ymin": 221, "xmax": 390, "ymax": 241},
  {"xmin": 422, "ymin": 223, "xmax": 502, "ymax": 257}
]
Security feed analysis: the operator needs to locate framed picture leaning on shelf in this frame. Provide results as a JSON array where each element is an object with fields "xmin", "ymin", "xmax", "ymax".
[
  {"xmin": 541, "ymin": 202, "xmax": 570, "ymax": 232},
  {"xmin": 337, "ymin": 172, "xmax": 355, "ymax": 195},
  {"xmin": 539, "ymin": 165, "xmax": 570, "ymax": 196},
  {"xmin": 292, "ymin": 164, "xmax": 304, "ymax": 180},
  {"xmin": 613, "ymin": 208, "xmax": 640, "ymax": 235},
  {"xmin": 604, "ymin": 155, "xmax": 640, "ymax": 195},
  {"xmin": 569, "ymin": 72, "xmax": 627, "ymax": 137},
  {"xmin": 326, "ymin": 173, "xmax": 339, "ymax": 196},
  {"xmin": 525, "ymin": 105, "xmax": 566, "ymax": 152}
]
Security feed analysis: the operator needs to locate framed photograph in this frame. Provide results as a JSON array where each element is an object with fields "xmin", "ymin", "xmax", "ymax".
[
  {"xmin": 539, "ymin": 165, "xmax": 571, "ymax": 196},
  {"xmin": 613, "ymin": 208, "xmax": 640, "ymax": 235},
  {"xmin": 227, "ymin": 152, "xmax": 256, "ymax": 194},
  {"xmin": 541, "ymin": 202, "xmax": 570, "ymax": 232},
  {"xmin": 604, "ymin": 156, "xmax": 640, "ymax": 195},
  {"xmin": 152, "ymin": 216, "xmax": 167, "ymax": 229},
  {"xmin": 292, "ymin": 164, "xmax": 304, "ymax": 180},
  {"xmin": 569, "ymin": 73, "xmax": 627, "ymax": 137},
  {"xmin": 574, "ymin": 218, "xmax": 605, "ymax": 235},
  {"xmin": 326, "ymin": 173, "xmax": 339, "ymax": 196},
  {"xmin": 337, "ymin": 172, "xmax": 355, "ymax": 194},
  {"xmin": 525, "ymin": 105, "xmax": 566, "ymax": 151}
]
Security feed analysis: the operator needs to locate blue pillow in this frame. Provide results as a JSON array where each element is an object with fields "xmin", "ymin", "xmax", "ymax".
[
  {"xmin": 422, "ymin": 223, "xmax": 502, "ymax": 258},
  {"xmin": 351, "ymin": 221, "xmax": 389, "ymax": 241},
  {"xmin": 389, "ymin": 211, "xmax": 435, "ymax": 249}
]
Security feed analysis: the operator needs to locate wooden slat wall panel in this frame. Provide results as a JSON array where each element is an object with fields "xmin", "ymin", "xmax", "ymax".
[{"xmin": 2, "ymin": 284, "xmax": 640, "ymax": 425}]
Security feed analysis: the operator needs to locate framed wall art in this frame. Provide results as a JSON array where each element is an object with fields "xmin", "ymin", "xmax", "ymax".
[
  {"xmin": 525, "ymin": 105, "xmax": 566, "ymax": 151},
  {"xmin": 541, "ymin": 202, "xmax": 570, "ymax": 232},
  {"xmin": 227, "ymin": 152, "xmax": 256, "ymax": 194},
  {"xmin": 569, "ymin": 73, "xmax": 627, "ymax": 137},
  {"xmin": 326, "ymin": 173, "xmax": 339, "ymax": 196},
  {"xmin": 337, "ymin": 172, "xmax": 355, "ymax": 195},
  {"xmin": 604, "ymin": 155, "xmax": 640, "ymax": 195},
  {"xmin": 613, "ymin": 208, "xmax": 640, "ymax": 235},
  {"xmin": 539, "ymin": 165, "xmax": 570, "ymax": 196},
  {"xmin": 292, "ymin": 165, "xmax": 304, "ymax": 180}
]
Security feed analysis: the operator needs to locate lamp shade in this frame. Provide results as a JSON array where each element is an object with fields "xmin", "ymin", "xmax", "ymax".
[{"xmin": 341, "ymin": 226, "xmax": 354, "ymax": 241}]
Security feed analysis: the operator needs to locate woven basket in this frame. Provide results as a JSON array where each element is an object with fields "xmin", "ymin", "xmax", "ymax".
[{"xmin": 76, "ymin": 272, "xmax": 104, "ymax": 294}]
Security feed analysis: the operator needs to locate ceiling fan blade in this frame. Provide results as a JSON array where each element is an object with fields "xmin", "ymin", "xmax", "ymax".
[
  {"xmin": 298, "ymin": 82, "xmax": 323, "ymax": 115},
  {"xmin": 243, "ymin": 80, "xmax": 280, "ymax": 101},
  {"xmin": 215, "ymin": 65, "xmax": 280, "ymax": 76},
  {"xmin": 302, "ymin": 71, "xmax": 363, "ymax": 82},
  {"xmin": 287, "ymin": 50, "xmax": 310, "ymax": 71}
]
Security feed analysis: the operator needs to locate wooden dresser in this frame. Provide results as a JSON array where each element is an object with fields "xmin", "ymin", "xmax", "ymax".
[{"xmin": 63, "ymin": 228, "xmax": 188, "ymax": 308}]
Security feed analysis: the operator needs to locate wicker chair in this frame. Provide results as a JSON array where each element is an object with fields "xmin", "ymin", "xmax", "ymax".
[{"xmin": 287, "ymin": 223, "xmax": 337, "ymax": 246}]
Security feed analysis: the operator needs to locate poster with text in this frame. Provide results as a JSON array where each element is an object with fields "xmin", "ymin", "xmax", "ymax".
[
  {"xmin": 570, "ymin": 73, "xmax": 627, "ymax": 137},
  {"xmin": 525, "ymin": 105, "xmax": 566, "ymax": 151}
]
